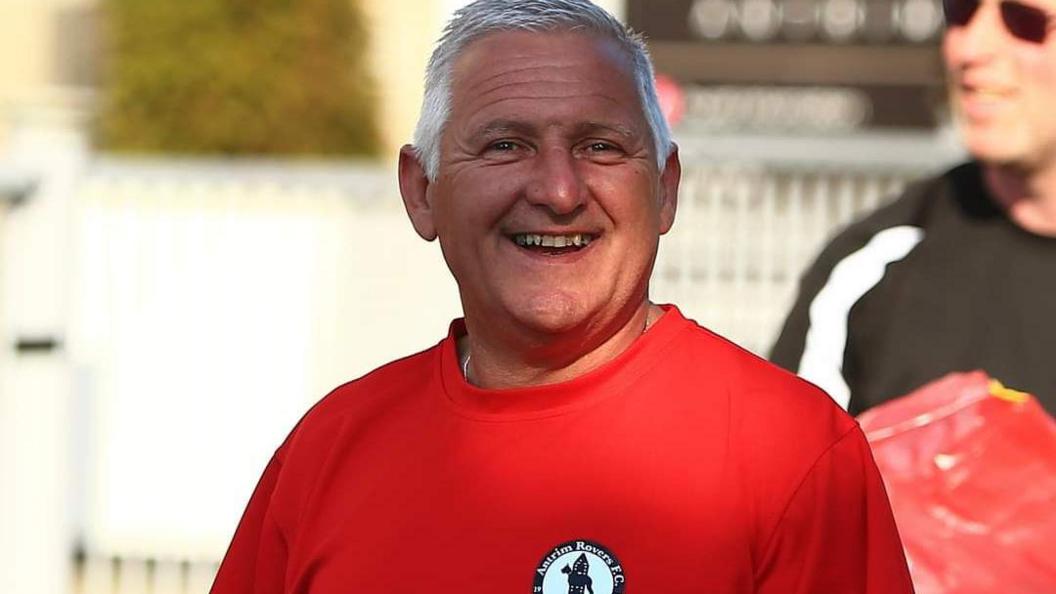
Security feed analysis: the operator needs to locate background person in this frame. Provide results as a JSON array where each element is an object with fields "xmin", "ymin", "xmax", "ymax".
[
  {"xmin": 211, "ymin": 1, "xmax": 913, "ymax": 592},
  {"xmin": 770, "ymin": 0, "xmax": 1056, "ymax": 415}
]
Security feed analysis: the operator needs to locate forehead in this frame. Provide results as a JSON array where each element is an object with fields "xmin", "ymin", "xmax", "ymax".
[{"xmin": 446, "ymin": 30, "xmax": 643, "ymax": 130}]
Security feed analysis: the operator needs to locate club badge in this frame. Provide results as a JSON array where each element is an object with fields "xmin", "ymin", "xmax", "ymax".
[{"xmin": 532, "ymin": 539, "xmax": 625, "ymax": 594}]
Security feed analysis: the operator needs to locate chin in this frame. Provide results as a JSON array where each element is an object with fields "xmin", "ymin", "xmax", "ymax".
[
  {"xmin": 963, "ymin": 128, "xmax": 1029, "ymax": 168},
  {"xmin": 508, "ymin": 292, "xmax": 595, "ymax": 335}
]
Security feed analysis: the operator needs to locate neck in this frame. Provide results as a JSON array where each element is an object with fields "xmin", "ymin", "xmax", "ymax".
[
  {"xmin": 984, "ymin": 161, "xmax": 1056, "ymax": 237},
  {"xmin": 459, "ymin": 301, "xmax": 660, "ymax": 389}
]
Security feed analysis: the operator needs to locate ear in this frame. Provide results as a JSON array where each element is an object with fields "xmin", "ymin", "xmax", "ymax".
[
  {"xmin": 657, "ymin": 143, "xmax": 680, "ymax": 235},
  {"xmin": 398, "ymin": 145, "xmax": 437, "ymax": 241}
]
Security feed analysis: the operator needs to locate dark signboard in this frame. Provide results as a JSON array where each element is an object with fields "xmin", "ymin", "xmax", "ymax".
[{"xmin": 629, "ymin": 0, "xmax": 948, "ymax": 129}]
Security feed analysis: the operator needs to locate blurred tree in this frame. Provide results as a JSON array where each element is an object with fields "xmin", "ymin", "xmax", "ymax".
[{"xmin": 97, "ymin": 0, "xmax": 379, "ymax": 156}]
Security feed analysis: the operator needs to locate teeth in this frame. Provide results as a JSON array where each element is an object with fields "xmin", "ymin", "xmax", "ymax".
[
  {"xmin": 512, "ymin": 233, "xmax": 594, "ymax": 248},
  {"xmin": 969, "ymin": 88, "xmax": 1009, "ymax": 100}
]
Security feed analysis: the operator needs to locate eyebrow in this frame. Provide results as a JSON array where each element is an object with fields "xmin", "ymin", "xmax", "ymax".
[
  {"xmin": 470, "ymin": 119, "xmax": 638, "ymax": 140},
  {"xmin": 472, "ymin": 119, "xmax": 536, "ymax": 139},
  {"xmin": 573, "ymin": 121, "xmax": 637, "ymax": 139}
]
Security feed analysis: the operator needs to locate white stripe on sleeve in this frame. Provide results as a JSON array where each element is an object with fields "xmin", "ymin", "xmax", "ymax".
[{"xmin": 798, "ymin": 225, "xmax": 924, "ymax": 409}]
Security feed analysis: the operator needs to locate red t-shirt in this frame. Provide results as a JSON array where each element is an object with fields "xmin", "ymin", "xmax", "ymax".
[{"xmin": 212, "ymin": 306, "xmax": 913, "ymax": 593}]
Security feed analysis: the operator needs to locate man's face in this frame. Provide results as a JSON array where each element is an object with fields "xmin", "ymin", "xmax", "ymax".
[
  {"xmin": 404, "ymin": 30, "xmax": 678, "ymax": 338},
  {"xmin": 943, "ymin": 0, "xmax": 1056, "ymax": 169}
]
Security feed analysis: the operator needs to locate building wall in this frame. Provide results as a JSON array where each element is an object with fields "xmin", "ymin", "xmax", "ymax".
[
  {"xmin": 0, "ymin": 0, "xmax": 96, "ymax": 146},
  {"xmin": 360, "ymin": 0, "xmax": 445, "ymax": 161},
  {"xmin": 0, "ymin": 2, "xmax": 55, "ymax": 147}
]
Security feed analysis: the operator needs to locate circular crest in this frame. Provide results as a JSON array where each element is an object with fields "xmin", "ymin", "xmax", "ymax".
[{"xmin": 532, "ymin": 540, "xmax": 625, "ymax": 594}]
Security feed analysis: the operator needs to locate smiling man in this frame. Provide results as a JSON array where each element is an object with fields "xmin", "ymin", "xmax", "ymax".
[
  {"xmin": 771, "ymin": 0, "xmax": 1056, "ymax": 415},
  {"xmin": 211, "ymin": 1, "xmax": 913, "ymax": 592}
]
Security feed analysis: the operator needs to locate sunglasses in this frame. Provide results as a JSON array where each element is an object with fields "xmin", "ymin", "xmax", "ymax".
[{"xmin": 943, "ymin": 0, "xmax": 1056, "ymax": 43}]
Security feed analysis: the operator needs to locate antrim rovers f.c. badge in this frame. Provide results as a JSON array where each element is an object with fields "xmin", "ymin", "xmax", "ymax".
[{"xmin": 533, "ymin": 540, "xmax": 625, "ymax": 594}]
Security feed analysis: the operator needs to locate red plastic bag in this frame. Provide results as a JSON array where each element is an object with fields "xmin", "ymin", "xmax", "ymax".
[{"xmin": 858, "ymin": 371, "xmax": 1056, "ymax": 594}]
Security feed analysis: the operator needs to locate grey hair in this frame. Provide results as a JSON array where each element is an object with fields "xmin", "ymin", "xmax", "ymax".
[{"xmin": 412, "ymin": 0, "xmax": 673, "ymax": 181}]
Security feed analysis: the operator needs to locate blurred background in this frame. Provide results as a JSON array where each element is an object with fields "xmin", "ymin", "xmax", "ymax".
[{"xmin": 0, "ymin": 0, "xmax": 965, "ymax": 592}]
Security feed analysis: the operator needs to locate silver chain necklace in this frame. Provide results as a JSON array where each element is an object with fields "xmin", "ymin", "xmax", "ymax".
[{"xmin": 461, "ymin": 352, "xmax": 471, "ymax": 380}]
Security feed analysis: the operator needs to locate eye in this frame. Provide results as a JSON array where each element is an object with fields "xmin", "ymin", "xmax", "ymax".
[
  {"xmin": 586, "ymin": 141, "xmax": 618, "ymax": 152},
  {"xmin": 487, "ymin": 140, "xmax": 520, "ymax": 152},
  {"xmin": 480, "ymin": 139, "xmax": 529, "ymax": 162},
  {"xmin": 578, "ymin": 139, "xmax": 626, "ymax": 162}
]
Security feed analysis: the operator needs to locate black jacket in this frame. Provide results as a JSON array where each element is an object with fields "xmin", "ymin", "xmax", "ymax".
[{"xmin": 770, "ymin": 162, "xmax": 1056, "ymax": 415}]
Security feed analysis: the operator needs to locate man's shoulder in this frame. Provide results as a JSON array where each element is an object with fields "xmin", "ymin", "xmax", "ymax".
[
  {"xmin": 249, "ymin": 340, "xmax": 446, "ymax": 527},
  {"xmin": 678, "ymin": 321, "xmax": 854, "ymax": 435},
  {"xmin": 777, "ymin": 163, "xmax": 967, "ymax": 307},
  {"xmin": 287, "ymin": 340, "xmax": 444, "ymax": 446},
  {"xmin": 821, "ymin": 162, "xmax": 973, "ymax": 258},
  {"xmin": 678, "ymin": 320, "xmax": 864, "ymax": 507}
]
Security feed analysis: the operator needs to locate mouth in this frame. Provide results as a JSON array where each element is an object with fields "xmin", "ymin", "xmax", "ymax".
[
  {"xmin": 963, "ymin": 86, "xmax": 1013, "ymax": 101},
  {"xmin": 510, "ymin": 232, "xmax": 596, "ymax": 255},
  {"xmin": 955, "ymin": 82, "xmax": 1018, "ymax": 121}
]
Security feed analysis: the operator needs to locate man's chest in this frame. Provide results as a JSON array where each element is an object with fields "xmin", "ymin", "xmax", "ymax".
[{"xmin": 281, "ymin": 413, "xmax": 754, "ymax": 593}]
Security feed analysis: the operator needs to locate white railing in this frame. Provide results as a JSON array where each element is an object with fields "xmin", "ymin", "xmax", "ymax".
[
  {"xmin": 76, "ymin": 557, "xmax": 219, "ymax": 594},
  {"xmin": 18, "ymin": 155, "xmax": 936, "ymax": 594}
]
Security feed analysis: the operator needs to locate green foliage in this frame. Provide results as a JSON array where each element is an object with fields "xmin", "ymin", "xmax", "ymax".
[{"xmin": 97, "ymin": 0, "xmax": 379, "ymax": 157}]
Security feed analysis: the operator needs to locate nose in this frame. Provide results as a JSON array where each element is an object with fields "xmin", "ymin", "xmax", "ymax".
[
  {"xmin": 946, "ymin": 1, "xmax": 1003, "ymax": 66},
  {"xmin": 525, "ymin": 147, "xmax": 586, "ymax": 215}
]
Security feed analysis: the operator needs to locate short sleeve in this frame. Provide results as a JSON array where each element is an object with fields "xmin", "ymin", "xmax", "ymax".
[
  {"xmin": 755, "ymin": 427, "xmax": 915, "ymax": 594},
  {"xmin": 210, "ymin": 448, "xmax": 288, "ymax": 594}
]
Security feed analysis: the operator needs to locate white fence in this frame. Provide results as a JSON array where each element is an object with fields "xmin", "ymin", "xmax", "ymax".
[
  {"xmin": 4, "ymin": 152, "xmax": 936, "ymax": 594},
  {"xmin": 66, "ymin": 159, "xmax": 464, "ymax": 593}
]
